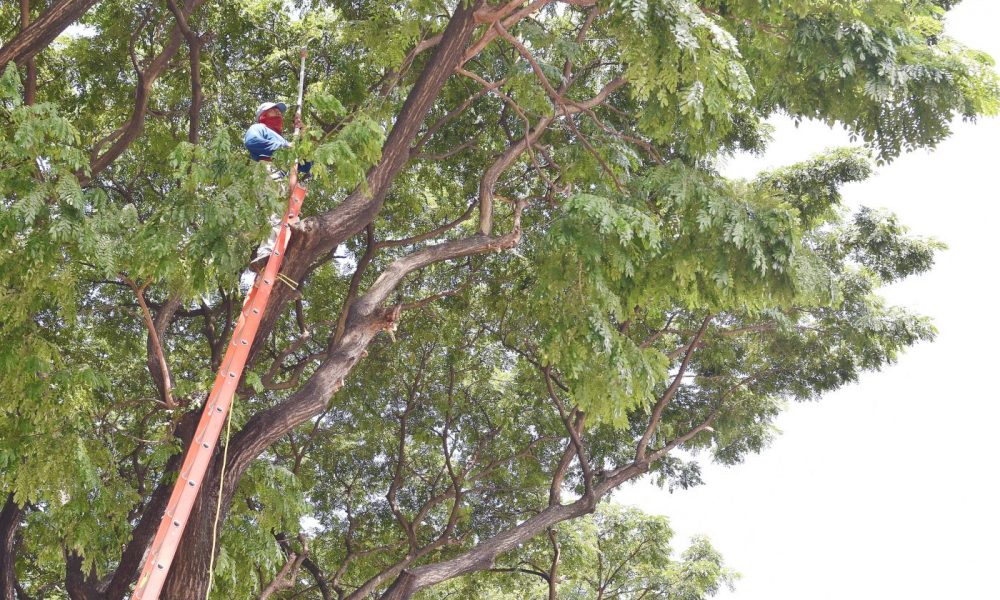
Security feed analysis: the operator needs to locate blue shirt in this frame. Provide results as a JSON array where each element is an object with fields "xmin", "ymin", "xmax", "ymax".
[
  {"xmin": 244, "ymin": 123, "xmax": 290, "ymax": 160},
  {"xmin": 244, "ymin": 123, "xmax": 312, "ymax": 174}
]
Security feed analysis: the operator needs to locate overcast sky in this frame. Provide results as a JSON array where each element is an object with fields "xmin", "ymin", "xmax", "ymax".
[{"xmin": 615, "ymin": 2, "xmax": 1000, "ymax": 598}]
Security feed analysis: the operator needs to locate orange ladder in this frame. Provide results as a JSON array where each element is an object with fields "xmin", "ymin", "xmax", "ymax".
[{"xmin": 130, "ymin": 173, "xmax": 307, "ymax": 599}]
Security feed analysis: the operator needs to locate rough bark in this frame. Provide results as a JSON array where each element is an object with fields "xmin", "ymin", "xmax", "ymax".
[
  {"xmin": 144, "ymin": 292, "xmax": 182, "ymax": 407},
  {"xmin": 301, "ymin": 556, "xmax": 334, "ymax": 600},
  {"xmin": 0, "ymin": 495, "xmax": 24, "ymax": 600},
  {"xmin": 101, "ymin": 410, "xmax": 200, "ymax": 600},
  {"xmin": 378, "ymin": 500, "xmax": 594, "ymax": 600},
  {"xmin": 19, "ymin": 0, "xmax": 36, "ymax": 106},
  {"xmin": 64, "ymin": 550, "xmax": 99, "ymax": 600},
  {"xmin": 0, "ymin": 0, "xmax": 99, "ymax": 70}
]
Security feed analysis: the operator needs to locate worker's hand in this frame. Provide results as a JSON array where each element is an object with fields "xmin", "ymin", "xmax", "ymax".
[{"xmin": 294, "ymin": 113, "xmax": 305, "ymax": 131}]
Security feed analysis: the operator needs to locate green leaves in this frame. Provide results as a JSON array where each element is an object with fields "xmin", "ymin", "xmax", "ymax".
[
  {"xmin": 610, "ymin": 0, "xmax": 755, "ymax": 154},
  {"xmin": 0, "ymin": 0, "xmax": 988, "ymax": 595},
  {"xmin": 843, "ymin": 207, "xmax": 944, "ymax": 283},
  {"xmin": 753, "ymin": 147, "xmax": 872, "ymax": 228},
  {"xmin": 0, "ymin": 65, "xmax": 22, "ymax": 106},
  {"xmin": 306, "ymin": 115, "xmax": 385, "ymax": 190},
  {"xmin": 526, "ymin": 146, "xmax": 931, "ymax": 436}
]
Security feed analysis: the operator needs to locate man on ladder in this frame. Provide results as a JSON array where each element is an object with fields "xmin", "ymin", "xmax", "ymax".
[
  {"xmin": 131, "ymin": 50, "xmax": 311, "ymax": 600},
  {"xmin": 244, "ymin": 101, "xmax": 312, "ymax": 273}
]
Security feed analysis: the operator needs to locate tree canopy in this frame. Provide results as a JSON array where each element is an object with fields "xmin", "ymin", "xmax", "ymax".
[{"xmin": 0, "ymin": 0, "xmax": 996, "ymax": 598}]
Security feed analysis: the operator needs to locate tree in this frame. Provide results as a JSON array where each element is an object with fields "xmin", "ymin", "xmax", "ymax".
[{"xmin": 0, "ymin": 1, "xmax": 996, "ymax": 598}]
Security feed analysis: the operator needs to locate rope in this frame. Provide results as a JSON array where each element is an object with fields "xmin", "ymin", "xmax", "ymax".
[
  {"xmin": 204, "ymin": 397, "xmax": 234, "ymax": 599},
  {"xmin": 276, "ymin": 272, "xmax": 299, "ymax": 290}
]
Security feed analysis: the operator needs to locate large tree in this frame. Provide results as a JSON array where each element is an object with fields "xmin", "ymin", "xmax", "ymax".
[{"xmin": 1, "ymin": 1, "xmax": 997, "ymax": 598}]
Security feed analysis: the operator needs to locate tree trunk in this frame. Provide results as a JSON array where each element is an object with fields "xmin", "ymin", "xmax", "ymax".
[
  {"xmin": 64, "ymin": 550, "xmax": 99, "ymax": 600},
  {"xmin": 0, "ymin": 495, "xmax": 24, "ymax": 600},
  {"xmin": 101, "ymin": 409, "xmax": 200, "ymax": 600},
  {"xmin": 0, "ymin": 0, "xmax": 99, "ymax": 70},
  {"xmin": 378, "ymin": 572, "xmax": 419, "ymax": 600},
  {"xmin": 19, "ymin": 0, "xmax": 37, "ymax": 106},
  {"xmin": 158, "ymin": 481, "xmax": 220, "ymax": 599}
]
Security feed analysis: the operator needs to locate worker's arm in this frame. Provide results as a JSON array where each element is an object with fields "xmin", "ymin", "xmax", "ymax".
[
  {"xmin": 244, "ymin": 124, "xmax": 291, "ymax": 160},
  {"xmin": 245, "ymin": 124, "xmax": 311, "ymax": 175}
]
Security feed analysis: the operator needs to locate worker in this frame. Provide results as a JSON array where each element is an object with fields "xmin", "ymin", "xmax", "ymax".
[{"xmin": 244, "ymin": 101, "xmax": 311, "ymax": 272}]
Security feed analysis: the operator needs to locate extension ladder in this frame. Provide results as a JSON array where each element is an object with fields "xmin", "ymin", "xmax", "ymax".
[{"xmin": 130, "ymin": 173, "xmax": 307, "ymax": 599}]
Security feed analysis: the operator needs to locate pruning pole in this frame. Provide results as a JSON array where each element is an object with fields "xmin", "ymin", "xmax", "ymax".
[{"xmin": 294, "ymin": 48, "xmax": 307, "ymax": 139}]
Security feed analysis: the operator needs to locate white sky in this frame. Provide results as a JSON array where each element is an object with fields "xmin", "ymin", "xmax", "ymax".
[{"xmin": 615, "ymin": 1, "xmax": 1000, "ymax": 598}]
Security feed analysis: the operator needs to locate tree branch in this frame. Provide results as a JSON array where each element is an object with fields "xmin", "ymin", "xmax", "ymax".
[
  {"xmin": 259, "ymin": 534, "xmax": 308, "ymax": 600},
  {"xmin": 122, "ymin": 276, "xmax": 177, "ymax": 409},
  {"xmin": 165, "ymin": 0, "xmax": 203, "ymax": 144},
  {"xmin": 82, "ymin": 0, "xmax": 208, "ymax": 184},
  {"xmin": 19, "ymin": 0, "xmax": 37, "ymax": 106},
  {"xmin": 0, "ymin": 0, "xmax": 100, "ymax": 70},
  {"xmin": 544, "ymin": 368, "xmax": 593, "ymax": 498},
  {"xmin": 635, "ymin": 315, "xmax": 712, "ymax": 461},
  {"xmin": 244, "ymin": 0, "xmax": 486, "ymax": 370}
]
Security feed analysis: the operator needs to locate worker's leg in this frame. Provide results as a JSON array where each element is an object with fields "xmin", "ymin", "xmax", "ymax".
[
  {"xmin": 251, "ymin": 213, "xmax": 283, "ymax": 269},
  {"xmin": 250, "ymin": 165, "xmax": 288, "ymax": 273}
]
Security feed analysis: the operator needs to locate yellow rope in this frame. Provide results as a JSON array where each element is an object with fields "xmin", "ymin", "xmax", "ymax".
[{"xmin": 204, "ymin": 398, "xmax": 234, "ymax": 599}]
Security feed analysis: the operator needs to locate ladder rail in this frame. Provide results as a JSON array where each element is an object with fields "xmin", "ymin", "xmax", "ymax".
[
  {"xmin": 132, "ymin": 48, "xmax": 309, "ymax": 600},
  {"xmin": 131, "ymin": 181, "xmax": 306, "ymax": 599}
]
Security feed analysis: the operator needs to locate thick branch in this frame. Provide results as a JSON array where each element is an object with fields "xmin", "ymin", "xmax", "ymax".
[
  {"xmin": 101, "ymin": 410, "xmax": 199, "ymax": 600},
  {"xmin": 82, "ymin": 0, "xmax": 207, "ymax": 183},
  {"xmin": 544, "ymin": 369, "xmax": 593, "ymax": 497},
  {"xmin": 231, "ymin": 219, "xmax": 525, "ymax": 500},
  {"xmin": 549, "ymin": 439, "xmax": 576, "ymax": 506},
  {"xmin": 0, "ymin": 0, "xmax": 99, "ymax": 69},
  {"xmin": 172, "ymin": 178, "xmax": 519, "ymax": 600},
  {"xmin": 259, "ymin": 535, "xmax": 308, "ymax": 600},
  {"xmin": 377, "ymin": 404, "xmax": 715, "ymax": 600},
  {"xmin": 0, "ymin": 495, "xmax": 25, "ymax": 600},
  {"xmin": 166, "ymin": 0, "xmax": 203, "ymax": 144},
  {"xmin": 19, "ymin": 0, "xmax": 36, "ymax": 106},
  {"xmin": 462, "ymin": 0, "xmax": 551, "ymax": 64},
  {"xmin": 246, "ymin": 0, "xmax": 486, "ymax": 369}
]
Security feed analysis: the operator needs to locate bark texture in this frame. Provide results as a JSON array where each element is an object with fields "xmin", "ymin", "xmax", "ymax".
[
  {"xmin": 19, "ymin": 0, "xmax": 37, "ymax": 106},
  {"xmin": 0, "ymin": 495, "xmax": 24, "ymax": 600},
  {"xmin": 244, "ymin": 0, "xmax": 487, "ymax": 368},
  {"xmin": 0, "ymin": 0, "xmax": 99, "ymax": 70}
]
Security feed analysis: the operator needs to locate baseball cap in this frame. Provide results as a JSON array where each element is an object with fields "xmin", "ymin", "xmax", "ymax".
[{"xmin": 255, "ymin": 102, "xmax": 287, "ymax": 120}]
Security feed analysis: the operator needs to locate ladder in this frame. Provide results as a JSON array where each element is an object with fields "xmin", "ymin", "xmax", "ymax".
[
  {"xmin": 130, "ymin": 175, "xmax": 306, "ymax": 599},
  {"xmin": 132, "ymin": 49, "xmax": 309, "ymax": 600}
]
